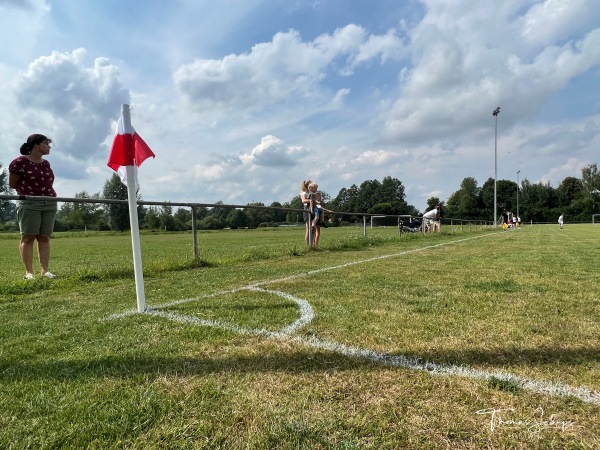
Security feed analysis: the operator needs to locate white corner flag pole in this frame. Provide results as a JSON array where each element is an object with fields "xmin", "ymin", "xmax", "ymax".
[{"xmin": 121, "ymin": 104, "xmax": 146, "ymax": 312}]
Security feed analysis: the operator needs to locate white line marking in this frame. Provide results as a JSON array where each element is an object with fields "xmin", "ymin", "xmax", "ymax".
[
  {"xmin": 102, "ymin": 232, "xmax": 600, "ymax": 406},
  {"xmin": 247, "ymin": 287, "xmax": 314, "ymax": 334},
  {"xmin": 141, "ymin": 309, "xmax": 600, "ymax": 406}
]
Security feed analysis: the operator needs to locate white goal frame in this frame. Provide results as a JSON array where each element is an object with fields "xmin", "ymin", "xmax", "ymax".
[
  {"xmin": 593, "ymin": 214, "xmax": 600, "ymax": 224},
  {"xmin": 370, "ymin": 215, "xmax": 389, "ymax": 228}
]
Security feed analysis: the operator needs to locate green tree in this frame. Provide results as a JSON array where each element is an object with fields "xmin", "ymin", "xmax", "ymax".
[
  {"xmin": 329, "ymin": 178, "xmax": 409, "ymax": 221},
  {"xmin": 404, "ymin": 204, "xmax": 419, "ymax": 216},
  {"xmin": 102, "ymin": 174, "xmax": 129, "ymax": 231},
  {"xmin": 1, "ymin": 161, "xmax": 15, "ymax": 222},
  {"xmin": 194, "ymin": 206, "xmax": 210, "ymax": 222},
  {"xmin": 331, "ymin": 184, "xmax": 360, "ymax": 215},
  {"xmin": 285, "ymin": 196, "xmax": 304, "ymax": 224},
  {"xmin": 144, "ymin": 206, "xmax": 161, "ymax": 229},
  {"xmin": 518, "ymin": 179, "xmax": 558, "ymax": 222},
  {"xmin": 556, "ymin": 176, "xmax": 585, "ymax": 220},
  {"xmin": 581, "ymin": 163, "xmax": 600, "ymax": 215},
  {"xmin": 244, "ymin": 202, "xmax": 272, "ymax": 228},
  {"xmin": 379, "ymin": 176, "xmax": 406, "ymax": 201},
  {"xmin": 174, "ymin": 207, "xmax": 192, "ymax": 229},
  {"xmin": 357, "ymin": 179, "xmax": 382, "ymax": 213},
  {"xmin": 57, "ymin": 191, "xmax": 104, "ymax": 230},
  {"xmin": 479, "ymin": 177, "xmax": 495, "ymax": 219},
  {"xmin": 425, "ymin": 197, "xmax": 441, "ymax": 212},
  {"xmin": 268, "ymin": 201, "xmax": 287, "ymax": 223},
  {"xmin": 226, "ymin": 209, "xmax": 247, "ymax": 228},
  {"xmin": 446, "ymin": 177, "xmax": 482, "ymax": 219},
  {"xmin": 200, "ymin": 215, "xmax": 225, "ymax": 229},
  {"xmin": 159, "ymin": 204, "xmax": 178, "ymax": 231},
  {"xmin": 208, "ymin": 201, "xmax": 229, "ymax": 224},
  {"xmin": 557, "ymin": 176, "xmax": 583, "ymax": 207},
  {"xmin": 375, "ymin": 177, "xmax": 409, "ymax": 214},
  {"xmin": 479, "ymin": 178, "xmax": 523, "ymax": 220},
  {"xmin": 496, "ymin": 179, "xmax": 519, "ymax": 213},
  {"xmin": 368, "ymin": 203, "xmax": 393, "ymax": 214}
]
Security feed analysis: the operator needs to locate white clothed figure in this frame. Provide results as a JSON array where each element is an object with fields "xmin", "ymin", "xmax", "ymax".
[{"xmin": 422, "ymin": 208, "xmax": 437, "ymax": 220}]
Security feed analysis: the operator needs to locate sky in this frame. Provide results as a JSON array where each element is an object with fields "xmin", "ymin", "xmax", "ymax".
[{"xmin": 1, "ymin": 0, "xmax": 599, "ymax": 211}]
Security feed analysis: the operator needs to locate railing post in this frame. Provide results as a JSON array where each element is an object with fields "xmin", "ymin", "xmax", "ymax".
[{"xmin": 191, "ymin": 206, "xmax": 198, "ymax": 259}]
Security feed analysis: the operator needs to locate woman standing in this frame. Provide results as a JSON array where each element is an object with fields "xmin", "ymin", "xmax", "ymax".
[
  {"xmin": 300, "ymin": 180, "xmax": 314, "ymax": 245},
  {"xmin": 9, "ymin": 134, "xmax": 58, "ymax": 280}
]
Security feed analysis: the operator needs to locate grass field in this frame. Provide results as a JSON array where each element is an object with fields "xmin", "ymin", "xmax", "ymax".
[{"xmin": 0, "ymin": 224, "xmax": 599, "ymax": 449}]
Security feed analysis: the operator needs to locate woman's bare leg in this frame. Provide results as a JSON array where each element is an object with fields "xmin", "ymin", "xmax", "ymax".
[
  {"xmin": 19, "ymin": 235, "xmax": 36, "ymax": 275},
  {"xmin": 37, "ymin": 234, "xmax": 51, "ymax": 274}
]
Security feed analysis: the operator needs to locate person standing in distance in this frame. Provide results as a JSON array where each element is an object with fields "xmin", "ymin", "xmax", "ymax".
[
  {"xmin": 432, "ymin": 203, "xmax": 443, "ymax": 233},
  {"xmin": 501, "ymin": 209, "xmax": 509, "ymax": 231},
  {"xmin": 8, "ymin": 134, "xmax": 58, "ymax": 280},
  {"xmin": 558, "ymin": 213, "xmax": 564, "ymax": 229},
  {"xmin": 300, "ymin": 180, "xmax": 314, "ymax": 245},
  {"xmin": 422, "ymin": 205, "xmax": 440, "ymax": 233}
]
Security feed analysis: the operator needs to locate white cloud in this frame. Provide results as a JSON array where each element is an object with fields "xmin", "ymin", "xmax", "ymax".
[
  {"xmin": 520, "ymin": 0, "xmax": 600, "ymax": 46},
  {"xmin": 354, "ymin": 150, "xmax": 397, "ymax": 166},
  {"xmin": 351, "ymin": 29, "xmax": 407, "ymax": 66},
  {"xmin": 241, "ymin": 135, "xmax": 298, "ymax": 167},
  {"xmin": 13, "ymin": 48, "xmax": 129, "ymax": 165},
  {"xmin": 539, "ymin": 158, "xmax": 588, "ymax": 185},
  {"xmin": 173, "ymin": 25, "xmax": 404, "ymax": 114},
  {"xmin": 173, "ymin": 29, "xmax": 330, "ymax": 112},
  {"xmin": 517, "ymin": 119, "xmax": 599, "ymax": 157},
  {"xmin": 379, "ymin": 1, "xmax": 600, "ymax": 147},
  {"xmin": 331, "ymin": 88, "xmax": 350, "ymax": 109}
]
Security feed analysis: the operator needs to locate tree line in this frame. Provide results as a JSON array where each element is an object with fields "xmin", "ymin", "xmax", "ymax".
[
  {"xmin": 1, "ymin": 163, "xmax": 599, "ymax": 232},
  {"xmin": 444, "ymin": 164, "xmax": 600, "ymax": 223}
]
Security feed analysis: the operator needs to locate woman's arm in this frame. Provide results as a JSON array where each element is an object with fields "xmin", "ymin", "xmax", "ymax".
[{"xmin": 8, "ymin": 172, "xmax": 20, "ymax": 189}]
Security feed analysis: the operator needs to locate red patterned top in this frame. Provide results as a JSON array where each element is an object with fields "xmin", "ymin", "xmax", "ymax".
[{"xmin": 8, "ymin": 156, "xmax": 56, "ymax": 197}]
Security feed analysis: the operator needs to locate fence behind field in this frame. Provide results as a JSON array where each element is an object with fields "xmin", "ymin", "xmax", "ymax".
[{"xmin": 0, "ymin": 194, "xmax": 494, "ymax": 257}]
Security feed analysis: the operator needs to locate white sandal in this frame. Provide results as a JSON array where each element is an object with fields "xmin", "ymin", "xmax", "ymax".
[{"xmin": 42, "ymin": 272, "xmax": 58, "ymax": 279}]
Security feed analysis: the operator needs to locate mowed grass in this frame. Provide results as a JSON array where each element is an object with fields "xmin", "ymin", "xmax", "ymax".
[{"xmin": 0, "ymin": 224, "xmax": 599, "ymax": 449}]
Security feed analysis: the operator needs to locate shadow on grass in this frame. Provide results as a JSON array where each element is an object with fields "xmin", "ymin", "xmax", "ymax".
[
  {"xmin": 0, "ymin": 350, "xmax": 367, "ymax": 381},
  {"xmin": 1, "ymin": 345, "xmax": 598, "ymax": 383},
  {"xmin": 394, "ymin": 345, "xmax": 600, "ymax": 369},
  {"xmin": 0, "ymin": 259, "xmax": 215, "ymax": 297}
]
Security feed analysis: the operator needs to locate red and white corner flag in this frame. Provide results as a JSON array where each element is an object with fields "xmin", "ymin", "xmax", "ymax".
[
  {"xmin": 107, "ymin": 107, "xmax": 155, "ymax": 172},
  {"xmin": 107, "ymin": 104, "xmax": 154, "ymax": 313}
]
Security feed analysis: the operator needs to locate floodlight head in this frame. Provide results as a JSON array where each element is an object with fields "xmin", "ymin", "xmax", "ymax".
[{"xmin": 493, "ymin": 107, "xmax": 501, "ymax": 116}]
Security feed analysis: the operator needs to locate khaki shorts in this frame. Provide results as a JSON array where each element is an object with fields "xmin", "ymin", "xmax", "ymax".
[{"xmin": 16, "ymin": 200, "xmax": 57, "ymax": 236}]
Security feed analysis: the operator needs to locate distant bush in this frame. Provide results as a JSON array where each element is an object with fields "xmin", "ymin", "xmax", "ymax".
[{"xmin": 0, "ymin": 221, "xmax": 17, "ymax": 232}]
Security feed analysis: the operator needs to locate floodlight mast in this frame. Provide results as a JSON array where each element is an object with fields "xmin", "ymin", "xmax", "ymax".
[
  {"xmin": 493, "ymin": 107, "xmax": 501, "ymax": 226},
  {"xmin": 517, "ymin": 170, "xmax": 520, "ymax": 222}
]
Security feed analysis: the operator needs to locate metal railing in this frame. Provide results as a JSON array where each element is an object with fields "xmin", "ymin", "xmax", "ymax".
[{"xmin": 0, "ymin": 194, "xmax": 496, "ymax": 257}]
